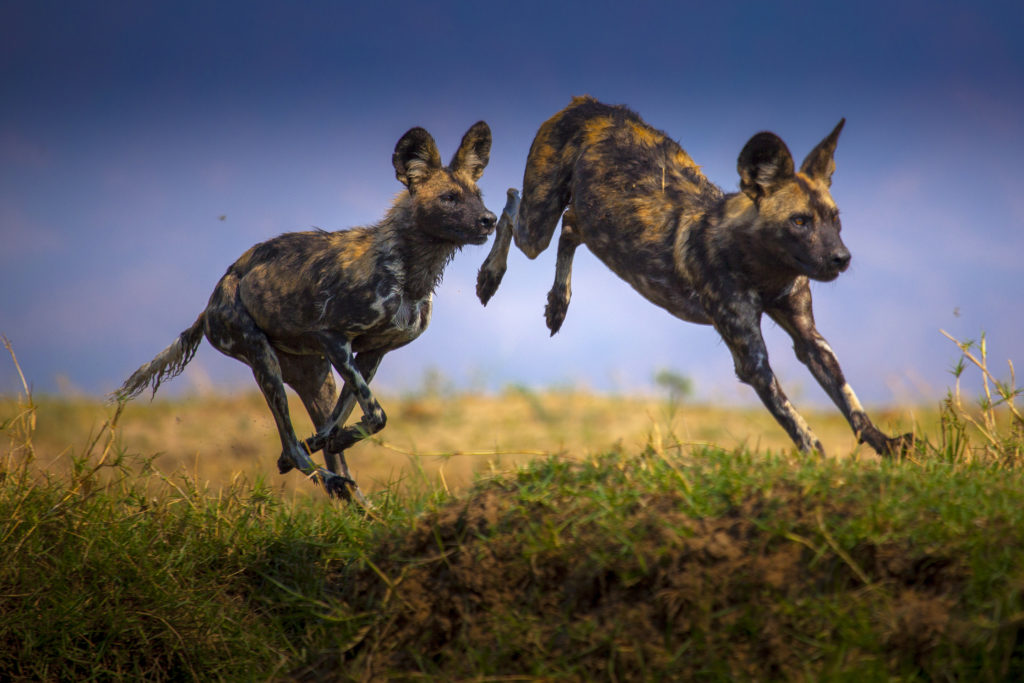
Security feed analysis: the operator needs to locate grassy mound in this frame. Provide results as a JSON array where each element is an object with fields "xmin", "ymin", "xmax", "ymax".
[
  {"xmin": 320, "ymin": 451, "xmax": 1024, "ymax": 680},
  {"xmin": 2, "ymin": 331, "xmax": 1023, "ymax": 679},
  {"xmin": 4, "ymin": 433, "xmax": 1024, "ymax": 680}
]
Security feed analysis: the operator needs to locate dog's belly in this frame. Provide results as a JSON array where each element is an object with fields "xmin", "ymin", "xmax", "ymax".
[
  {"xmin": 618, "ymin": 269, "xmax": 712, "ymax": 325},
  {"xmin": 581, "ymin": 239, "xmax": 713, "ymax": 325},
  {"xmin": 262, "ymin": 293, "xmax": 432, "ymax": 357}
]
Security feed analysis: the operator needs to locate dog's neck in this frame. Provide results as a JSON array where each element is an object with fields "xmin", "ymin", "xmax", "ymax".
[
  {"xmin": 378, "ymin": 195, "xmax": 460, "ymax": 301},
  {"xmin": 680, "ymin": 193, "xmax": 803, "ymax": 297},
  {"xmin": 399, "ymin": 230, "xmax": 458, "ymax": 300}
]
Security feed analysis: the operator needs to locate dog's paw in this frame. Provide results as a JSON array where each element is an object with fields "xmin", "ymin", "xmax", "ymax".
[
  {"xmin": 545, "ymin": 289, "xmax": 569, "ymax": 336},
  {"xmin": 322, "ymin": 472, "xmax": 355, "ymax": 501},
  {"xmin": 860, "ymin": 427, "xmax": 917, "ymax": 458},
  {"xmin": 884, "ymin": 432, "xmax": 917, "ymax": 457},
  {"xmin": 476, "ymin": 263, "xmax": 506, "ymax": 305}
]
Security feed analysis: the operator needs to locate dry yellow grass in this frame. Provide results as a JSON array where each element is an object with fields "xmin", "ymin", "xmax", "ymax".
[{"xmin": 3, "ymin": 389, "xmax": 925, "ymax": 500}]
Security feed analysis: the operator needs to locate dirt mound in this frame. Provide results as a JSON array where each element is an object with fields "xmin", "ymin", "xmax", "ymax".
[{"xmin": 307, "ymin": 478, "xmax": 967, "ymax": 680}]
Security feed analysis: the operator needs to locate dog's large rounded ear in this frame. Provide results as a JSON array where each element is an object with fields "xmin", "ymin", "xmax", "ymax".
[
  {"xmin": 393, "ymin": 127, "xmax": 442, "ymax": 189},
  {"xmin": 737, "ymin": 132, "xmax": 795, "ymax": 202},
  {"xmin": 450, "ymin": 121, "xmax": 491, "ymax": 181},
  {"xmin": 800, "ymin": 118, "xmax": 845, "ymax": 187}
]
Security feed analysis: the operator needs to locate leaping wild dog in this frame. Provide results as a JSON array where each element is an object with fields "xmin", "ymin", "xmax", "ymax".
[
  {"xmin": 114, "ymin": 122, "xmax": 513, "ymax": 501},
  {"xmin": 477, "ymin": 96, "xmax": 913, "ymax": 457}
]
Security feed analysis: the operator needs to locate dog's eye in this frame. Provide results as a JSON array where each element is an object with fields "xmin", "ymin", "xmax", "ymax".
[
  {"xmin": 790, "ymin": 214, "xmax": 811, "ymax": 229},
  {"xmin": 441, "ymin": 192, "xmax": 459, "ymax": 203}
]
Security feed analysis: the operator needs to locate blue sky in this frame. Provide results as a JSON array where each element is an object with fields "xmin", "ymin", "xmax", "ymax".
[{"xmin": 2, "ymin": 0, "xmax": 1022, "ymax": 406}]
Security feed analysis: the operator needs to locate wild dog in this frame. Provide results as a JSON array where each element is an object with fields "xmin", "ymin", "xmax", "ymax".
[
  {"xmin": 114, "ymin": 122, "xmax": 509, "ymax": 500},
  {"xmin": 478, "ymin": 96, "xmax": 913, "ymax": 457}
]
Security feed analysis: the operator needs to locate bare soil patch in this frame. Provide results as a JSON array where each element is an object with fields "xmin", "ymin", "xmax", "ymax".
[{"xmin": 305, "ymin": 476, "xmax": 967, "ymax": 680}]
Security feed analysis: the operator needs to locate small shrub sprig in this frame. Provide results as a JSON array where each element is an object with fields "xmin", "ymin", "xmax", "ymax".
[{"xmin": 939, "ymin": 330, "xmax": 1023, "ymax": 465}]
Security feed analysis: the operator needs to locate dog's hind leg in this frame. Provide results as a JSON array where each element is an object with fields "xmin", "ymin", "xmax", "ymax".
[
  {"xmin": 476, "ymin": 188, "xmax": 521, "ymax": 305},
  {"xmin": 247, "ymin": 345, "xmax": 347, "ymax": 495},
  {"xmin": 544, "ymin": 207, "xmax": 581, "ymax": 335},
  {"xmin": 278, "ymin": 351, "xmax": 354, "ymax": 501},
  {"xmin": 289, "ymin": 350, "xmax": 384, "ymax": 505},
  {"xmin": 205, "ymin": 298, "xmax": 348, "ymax": 496},
  {"xmin": 513, "ymin": 106, "xmax": 581, "ymax": 260}
]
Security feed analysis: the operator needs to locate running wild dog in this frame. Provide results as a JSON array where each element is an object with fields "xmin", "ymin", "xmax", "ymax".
[
  {"xmin": 115, "ymin": 122, "xmax": 509, "ymax": 500},
  {"xmin": 478, "ymin": 97, "xmax": 913, "ymax": 456}
]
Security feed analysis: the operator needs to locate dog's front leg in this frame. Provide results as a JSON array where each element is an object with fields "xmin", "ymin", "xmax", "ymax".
[
  {"xmin": 716, "ymin": 309, "xmax": 825, "ymax": 454},
  {"xmin": 313, "ymin": 333, "xmax": 387, "ymax": 456},
  {"xmin": 476, "ymin": 188, "xmax": 520, "ymax": 305},
  {"xmin": 304, "ymin": 350, "xmax": 384, "ymax": 458},
  {"xmin": 768, "ymin": 305, "xmax": 914, "ymax": 457}
]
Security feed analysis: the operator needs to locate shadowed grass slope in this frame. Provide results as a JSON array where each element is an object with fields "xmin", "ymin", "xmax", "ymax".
[
  {"xmin": 313, "ymin": 448, "xmax": 1024, "ymax": 680},
  {"xmin": 0, "ymin": 433, "xmax": 387, "ymax": 680}
]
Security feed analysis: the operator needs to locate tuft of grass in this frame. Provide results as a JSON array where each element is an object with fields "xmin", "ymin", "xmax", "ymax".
[{"xmin": 935, "ymin": 330, "xmax": 1024, "ymax": 465}]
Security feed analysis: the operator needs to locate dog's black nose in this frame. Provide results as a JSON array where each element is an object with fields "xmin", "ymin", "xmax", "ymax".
[
  {"xmin": 479, "ymin": 211, "xmax": 497, "ymax": 230},
  {"xmin": 830, "ymin": 248, "xmax": 851, "ymax": 271}
]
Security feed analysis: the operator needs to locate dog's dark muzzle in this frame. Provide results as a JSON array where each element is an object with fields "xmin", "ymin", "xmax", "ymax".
[{"xmin": 468, "ymin": 211, "xmax": 497, "ymax": 244}]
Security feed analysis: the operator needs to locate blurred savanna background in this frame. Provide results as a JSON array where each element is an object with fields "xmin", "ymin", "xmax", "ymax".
[{"xmin": 3, "ymin": 370, "xmax": 924, "ymax": 501}]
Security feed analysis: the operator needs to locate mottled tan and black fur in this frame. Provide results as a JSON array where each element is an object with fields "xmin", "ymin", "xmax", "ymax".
[
  {"xmin": 478, "ymin": 96, "xmax": 912, "ymax": 457},
  {"xmin": 116, "ymin": 122, "xmax": 505, "ymax": 500}
]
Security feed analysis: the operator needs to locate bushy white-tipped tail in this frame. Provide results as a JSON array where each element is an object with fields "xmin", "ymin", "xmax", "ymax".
[{"xmin": 111, "ymin": 315, "xmax": 205, "ymax": 401}]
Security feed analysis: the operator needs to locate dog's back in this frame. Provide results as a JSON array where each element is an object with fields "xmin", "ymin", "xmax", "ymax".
[{"xmin": 516, "ymin": 96, "xmax": 720, "ymax": 320}]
